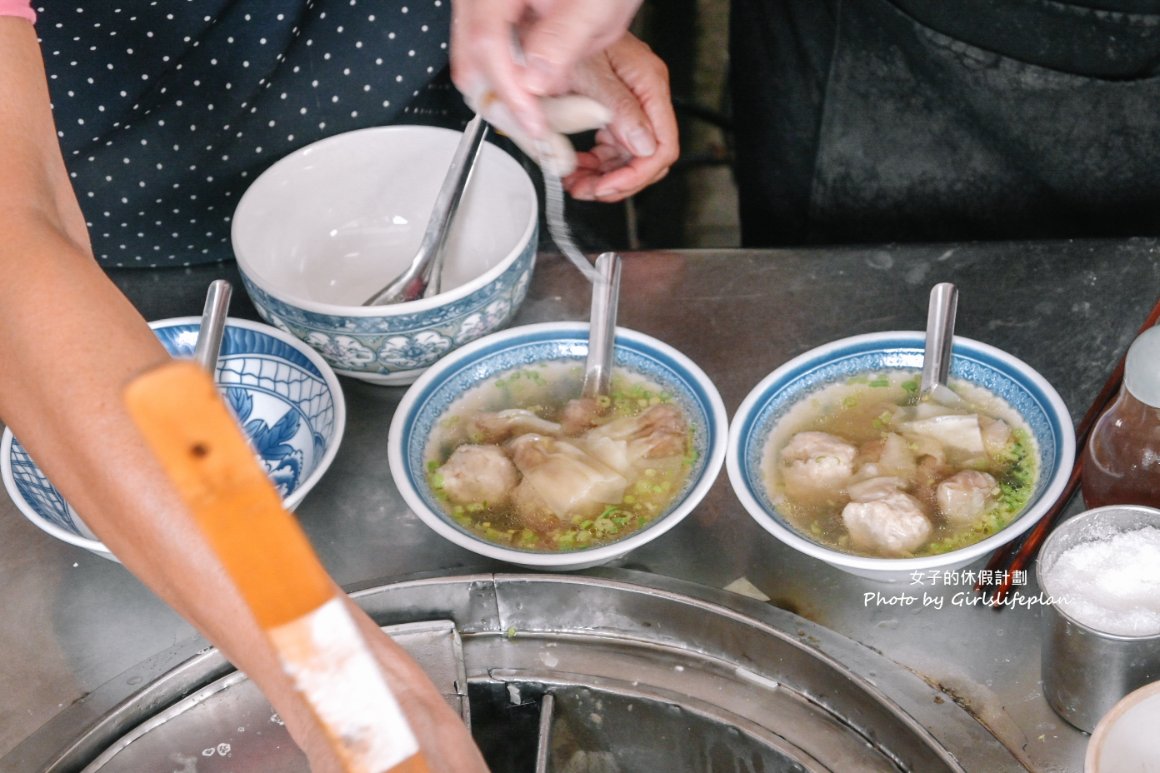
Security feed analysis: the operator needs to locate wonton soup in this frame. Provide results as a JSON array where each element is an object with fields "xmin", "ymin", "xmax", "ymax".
[
  {"xmin": 425, "ymin": 362, "xmax": 697, "ymax": 552},
  {"xmin": 762, "ymin": 370, "xmax": 1037, "ymax": 558}
]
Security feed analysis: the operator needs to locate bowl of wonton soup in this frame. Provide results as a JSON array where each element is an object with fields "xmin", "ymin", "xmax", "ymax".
[
  {"xmin": 726, "ymin": 331, "xmax": 1074, "ymax": 583},
  {"xmin": 388, "ymin": 322, "xmax": 728, "ymax": 571}
]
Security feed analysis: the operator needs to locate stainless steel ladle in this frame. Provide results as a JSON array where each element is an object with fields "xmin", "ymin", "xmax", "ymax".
[
  {"xmin": 362, "ymin": 113, "xmax": 488, "ymax": 306},
  {"xmin": 581, "ymin": 252, "xmax": 622, "ymax": 400},
  {"xmin": 919, "ymin": 282, "xmax": 963, "ymax": 406}
]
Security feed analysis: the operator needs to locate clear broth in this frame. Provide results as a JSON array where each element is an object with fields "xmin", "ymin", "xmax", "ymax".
[
  {"xmin": 426, "ymin": 362, "xmax": 697, "ymax": 552},
  {"xmin": 761, "ymin": 370, "xmax": 1038, "ymax": 557}
]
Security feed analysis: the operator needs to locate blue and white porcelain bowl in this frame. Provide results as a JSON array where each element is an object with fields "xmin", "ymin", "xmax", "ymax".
[
  {"xmin": 0, "ymin": 317, "xmax": 346, "ymax": 561},
  {"xmin": 727, "ymin": 331, "xmax": 1075, "ymax": 582},
  {"xmin": 231, "ymin": 125, "xmax": 538, "ymax": 386},
  {"xmin": 389, "ymin": 322, "xmax": 729, "ymax": 571}
]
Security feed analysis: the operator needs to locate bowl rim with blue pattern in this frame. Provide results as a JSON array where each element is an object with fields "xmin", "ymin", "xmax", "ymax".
[
  {"xmin": 0, "ymin": 316, "xmax": 346, "ymax": 561},
  {"xmin": 388, "ymin": 321, "xmax": 729, "ymax": 569},
  {"xmin": 726, "ymin": 331, "xmax": 1075, "ymax": 580}
]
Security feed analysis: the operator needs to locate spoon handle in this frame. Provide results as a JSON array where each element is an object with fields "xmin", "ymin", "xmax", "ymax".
[
  {"xmin": 193, "ymin": 279, "xmax": 233, "ymax": 374},
  {"xmin": 363, "ymin": 113, "xmax": 488, "ymax": 306},
  {"xmin": 921, "ymin": 282, "xmax": 958, "ymax": 395},
  {"xmin": 582, "ymin": 252, "xmax": 622, "ymax": 400}
]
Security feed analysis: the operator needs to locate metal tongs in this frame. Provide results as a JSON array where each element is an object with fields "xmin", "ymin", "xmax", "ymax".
[{"xmin": 363, "ymin": 113, "xmax": 489, "ymax": 306}]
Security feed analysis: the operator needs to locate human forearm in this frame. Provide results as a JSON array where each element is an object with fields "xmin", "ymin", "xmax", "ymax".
[
  {"xmin": 0, "ymin": 214, "xmax": 348, "ymax": 767},
  {"xmin": 0, "ymin": 19, "xmax": 485, "ymax": 770},
  {"xmin": 0, "ymin": 233, "xmax": 484, "ymax": 770}
]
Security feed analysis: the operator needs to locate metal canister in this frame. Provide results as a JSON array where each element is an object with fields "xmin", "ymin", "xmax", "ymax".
[{"xmin": 1038, "ymin": 505, "xmax": 1160, "ymax": 732}]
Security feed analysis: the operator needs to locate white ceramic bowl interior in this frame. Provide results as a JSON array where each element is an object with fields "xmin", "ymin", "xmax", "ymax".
[
  {"xmin": 388, "ymin": 322, "xmax": 729, "ymax": 570},
  {"xmin": 726, "ymin": 331, "xmax": 1075, "ymax": 582},
  {"xmin": 1, "ymin": 317, "xmax": 346, "ymax": 561},
  {"xmin": 231, "ymin": 125, "xmax": 538, "ymax": 385},
  {"xmin": 1086, "ymin": 680, "xmax": 1160, "ymax": 772}
]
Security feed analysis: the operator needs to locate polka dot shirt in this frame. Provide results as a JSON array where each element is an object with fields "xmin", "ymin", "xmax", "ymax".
[{"xmin": 33, "ymin": 1, "xmax": 462, "ymax": 268}]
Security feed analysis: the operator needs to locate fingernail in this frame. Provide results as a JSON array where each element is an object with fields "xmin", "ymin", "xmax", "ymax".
[
  {"xmin": 627, "ymin": 128, "xmax": 656, "ymax": 157},
  {"xmin": 571, "ymin": 188, "xmax": 596, "ymax": 201},
  {"xmin": 594, "ymin": 186, "xmax": 622, "ymax": 199}
]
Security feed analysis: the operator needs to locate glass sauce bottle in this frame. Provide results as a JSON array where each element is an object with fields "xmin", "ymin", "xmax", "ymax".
[{"xmin": 1081, "ymin": 326, "xmax": 1160, "ymax": 509}]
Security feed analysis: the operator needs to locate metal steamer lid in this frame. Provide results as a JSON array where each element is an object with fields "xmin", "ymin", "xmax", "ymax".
[{"xmin": 5, "ymin": 571, "xmax": 1024, "ymax": 772}]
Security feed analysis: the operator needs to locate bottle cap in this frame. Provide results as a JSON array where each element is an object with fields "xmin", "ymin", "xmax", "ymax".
[{"xmin": 1125, "ymin": 326, "xmax": 1160, "ymax": 407}]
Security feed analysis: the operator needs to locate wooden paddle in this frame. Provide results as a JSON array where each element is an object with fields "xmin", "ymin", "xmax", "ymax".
[{"xmin": 124, "ymin": 359, "xmax": 428, "ymax": 772}]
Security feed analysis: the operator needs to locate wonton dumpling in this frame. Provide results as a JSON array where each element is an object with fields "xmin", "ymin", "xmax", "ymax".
[
  {"xmin": 436, "ymin": 444, "xmax": 519, "ymax": 507},
  {"xmin": 560, "ymin": 397, "xmax": 603, "ymax": 436},
  {"xmin": 582, "ymin": 403, "xmax": 688, "ymax": 476},
  {"xmin": 980, "ymin": 416, "xmax": 1013, "ymax": 457},
  {"xmin": 841, "ymin": 491, "xmax": 932, "ymax": 555},
  {"xmin": 913, "ymin": 454, "xmax": 951, "ymax": 508},
  {"xmin": 907, "ymin": 433, "xmax": 947, "ymax": 465},
  {"xmin": 780, "ymin": 431, "xmax": 858, "ymax": 498},
  {"xmin": 466, "ymin": 409, "xmax": 563, "ymax": 444},
  {"xmin": 507, "ymin": 434, "xmax": 628, "ymax": 526},
  {"xmin": 936, "ymin": 470, "xmax": 999, "ymax": 524},
  {"xmin": 852, "ymin": 432, "xmax": 916, "ymax": 481},
  {"xmin": 900, "ymin": 413, "xmax": 986, "ymax": 456},
  {"xmin": 847, "ymin": 475, "xmax": 908, "ymax": 502}
]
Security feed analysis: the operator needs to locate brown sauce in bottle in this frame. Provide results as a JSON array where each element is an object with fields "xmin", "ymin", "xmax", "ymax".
[
  {"xmin": 1081, "ymin": 327, "xmax": 1160, "ymax": 509},
  {"xmin": 1081, "ymin": 388, "xmax": 1160, "ymax": 509}
]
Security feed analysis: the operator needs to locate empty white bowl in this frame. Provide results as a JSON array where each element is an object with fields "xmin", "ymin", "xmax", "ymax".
[
  {"xmin": 388, "ymin": 322, "xmax": 729, "ymax": 571},
  {"xmin": 231, "ymin": 125, "xmax": 538, "ymax": 385},
  {"xmin": 1086, "ymin": 680, "xmax": 1160, "ymax": 772},
  {"xmin": 1, "ymin": 317, "xmax": 346, "ymax": 561},
  {"xmin": 726, "ymin": 331, "xmax": 1075, "ymax": 582}
]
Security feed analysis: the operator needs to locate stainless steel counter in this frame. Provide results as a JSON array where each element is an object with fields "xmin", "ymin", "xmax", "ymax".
[{"xmin": 4, "ymin": 240, "xmax": 1159, "ymax": 770}]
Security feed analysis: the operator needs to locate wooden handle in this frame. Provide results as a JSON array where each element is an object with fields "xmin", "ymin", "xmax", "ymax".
[{"xmin": 124, "ymin": 360, "xmax": 428, "ymax": 772}]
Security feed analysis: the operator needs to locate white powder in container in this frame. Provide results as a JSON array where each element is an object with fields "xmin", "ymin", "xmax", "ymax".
[{"xmin": 1044, "ymin": 526, "xmax": 1160, "ymax": 637}]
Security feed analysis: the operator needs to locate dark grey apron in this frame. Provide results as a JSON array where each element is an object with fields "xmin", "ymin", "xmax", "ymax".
[{"xmin": 731, "ymin": 0, "xmax": 1160, "ymax": 245}]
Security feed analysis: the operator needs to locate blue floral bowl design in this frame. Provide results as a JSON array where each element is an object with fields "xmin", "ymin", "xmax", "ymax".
[
  {"xmin": 239, "ymin": 246, "xmax": 534, "ymax": 386},
  {"xmin": 726, "ymin": 331, "xmax": 1075, "ymax": 582},
  {"xmin": 388, "ymin": 322, "xmax": 729, "ymax": 571},
  {"xmin": 231, "ymin": 125, "xmax": 539, "ymax": 386},
  {"xmin": 1, "ymin": 317, "xmax": 346, "ymax": 561}
]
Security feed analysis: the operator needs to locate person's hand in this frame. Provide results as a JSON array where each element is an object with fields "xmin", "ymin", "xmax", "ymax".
[
  {"xmin": 450, "ymin": 0, "xmax": 644, "ymax": 137},
  {"xmin": 472, "ymin": 92, "xmax": 613, "ymax": 177},
  {"xmin": 277, "ymin": 602, "xmax": 490, "ymax": 773},
  {"xmin": 458, "ymin": 31, "xmax": 678, "ymax": 201},
  {"xmin": 451, "ymin": 2, "xmax": 676, "ymax": 200},
  {"xmin": 565, "ymin": 33, "xmax": 677, "ymax": 202}
]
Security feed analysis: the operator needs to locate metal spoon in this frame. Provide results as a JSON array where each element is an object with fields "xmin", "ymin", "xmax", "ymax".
[
  {"xmin": 919, "ymin": 282, "xmax": 963, "ymax": 406},
  {"xmin": 363, "ymin": 113, "xmax": 488, "ymax": 306},
  {"xmin": 581, "ymin": 252, "xmax": 622, "ymax": 400},
  {"xmin": 193, "ymin": 279, "xmax": 232, "ymax": 374}
]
